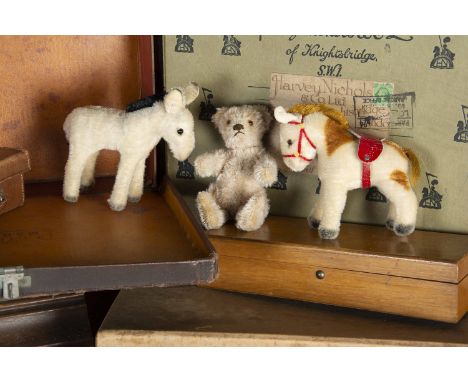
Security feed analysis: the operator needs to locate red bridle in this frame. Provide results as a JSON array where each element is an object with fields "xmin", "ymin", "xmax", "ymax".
[{"xmin": 282, "ymin": 116, "xmax": 317, "ymax": 162}]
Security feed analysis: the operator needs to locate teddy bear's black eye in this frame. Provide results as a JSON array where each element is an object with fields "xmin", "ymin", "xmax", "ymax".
[
  {"xmin": 177, "ymin": 128, "xmax": 184, "ymax": 135},
  {"xmin": 287, "ymin": 139, "xmax": 293, "ymax": 146},
  {"xmin": 248, "ymin": 120, "xmax": 253, "ymax": 126},
  {"xmin": 226, "ymin": 120, "xmax": 231, "ymax": 125}
]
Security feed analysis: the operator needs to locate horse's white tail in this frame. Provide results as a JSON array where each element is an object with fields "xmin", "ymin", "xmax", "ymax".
[{"xmin": 403, "ymin": 148, "xmax": 420, "ymax": 187}]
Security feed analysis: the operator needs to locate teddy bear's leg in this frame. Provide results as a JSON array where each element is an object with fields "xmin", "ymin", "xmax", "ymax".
[
  {"xmin": 196, "ymin": 190, "xmax": 228, "ymax": 230},
  {"xmin": 376, "ymin": 180, "xmax": 417, "ymax": 237},
  {"xmin": 80, "ymin": 151, "xmax": 99, "ymax": 190},
  {"xmin": 235, "ymin": 190, "xmax": 269, "ymax": 232},
  {"xmin": 318, "ymin": 182, "xmax": 348, "ymax": 240},
  {"xmin": 108, "ymin": 154, "xmax": 141, "ymax": 211},
  {"xmin": 63, "ymin": 147, "xmax": 93, "ymax": 203},
  {"xmin": 307, "ymin": 194, "xmax": 323, "ymax": 229},
  {"xmin": 128, "ymin": 158, "xmax": 146, "ymax": 203}
]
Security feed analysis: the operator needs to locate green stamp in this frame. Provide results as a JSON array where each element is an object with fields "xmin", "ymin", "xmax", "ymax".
[{"xmin": 373, "ymin": 82, "xmax": 393, "ymax": 106}]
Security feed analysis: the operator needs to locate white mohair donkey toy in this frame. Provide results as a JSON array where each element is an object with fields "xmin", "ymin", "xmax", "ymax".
[
  {"xmin": 63, "ymin": 83, "xmax": 199, "ymax": 211},
  {"xmin": 274, "ymin": 103, "xmax": 421, "ymax": 240},
  {"xmin": 195, "ymin": 105, "xmax": 278, "ymax": 231}
]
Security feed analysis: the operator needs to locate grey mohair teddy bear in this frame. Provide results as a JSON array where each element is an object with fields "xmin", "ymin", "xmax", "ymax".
[{"xmin": 195, "ymin": 105, "xmax": 278, "ymax": 231}]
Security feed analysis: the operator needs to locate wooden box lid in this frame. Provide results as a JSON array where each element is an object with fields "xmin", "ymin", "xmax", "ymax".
[
  {"xmin": 0, "ymin": 179, "xmax": 216, "ymax": 299},
  {"xmin": 208, "ymin": 216, "xmax": 468, "ymax": 283},
  {"xmin": 97, "ymin": 286, "xmax": 468, "ymax": 346}
]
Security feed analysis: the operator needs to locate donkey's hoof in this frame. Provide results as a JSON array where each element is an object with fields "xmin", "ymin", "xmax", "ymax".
[
  {"xmin": 80, "ymin": 180, "xmax": 95, "ymax": 192},
  {"xmin": 318, "ymin": 227, "xmax": 339, "ymax": 240},
  {"xmin": 386, "ymin": 219, "xmax": 394, "ymax": 231},
  {"xmin": 108, "ymin": 199, "xmax": 127, "ymax": 212},
  {"xmin": 307, "ymin": 216, "xmax": 321, "ymax": 229},
  {"xmin": 64, "ymin": 195, "xmax": 78, "ymax": 203},
  {"xmin": 128, "ymin": 195, "xmax": 142, "ymax": 203},
  {"xmin": 394, "ymin": 224, "xmax": 415, "ymax": 237}
]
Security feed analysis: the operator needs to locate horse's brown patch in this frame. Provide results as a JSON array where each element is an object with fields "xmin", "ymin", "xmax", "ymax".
[
  {"xmin": 384, "ymin": 140, "xmax": 407, "ymax": 159},
  {"xmin": 325, "ymin": 119, "xmax": 353, "ymax": 155},
  {"xmin": 390, "ymin": 170, "xmax": 410, "ymax": 190}
]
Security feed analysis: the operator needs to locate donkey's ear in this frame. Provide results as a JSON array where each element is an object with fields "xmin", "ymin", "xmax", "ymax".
[
  {"xmin": 164, "ymin": 89, "xmax": 184, "ymax": 113},
  {"xmin": 274, "ymin": 106, "xmax": 301, "ymax": 124},
  {"xmin": 183, "ymin": 82, "xmax": 199, "ymax": 105}
]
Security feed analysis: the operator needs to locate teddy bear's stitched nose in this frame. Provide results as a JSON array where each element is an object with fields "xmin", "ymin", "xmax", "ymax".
[{"xmin": 233, "ymin": 124, "xmax": 244, "ymax": 131}]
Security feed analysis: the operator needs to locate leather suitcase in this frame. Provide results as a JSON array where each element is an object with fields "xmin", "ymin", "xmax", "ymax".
[
  {"xmin": 0, "ymin": 36, "xmax": 216, "ymax": 302},
  {"xmin": 0, "ymin": 148, "xmax": 30, "ymax": 216}
]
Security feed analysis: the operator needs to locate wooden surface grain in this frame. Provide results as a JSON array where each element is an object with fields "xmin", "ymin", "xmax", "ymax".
[
  {"xmin": 97, "ymin": 286, "xmax": 468, "ymax": 346},
  {"xmin": 0, "ymin": 182, "xmax": 208, "ymax": 268}
]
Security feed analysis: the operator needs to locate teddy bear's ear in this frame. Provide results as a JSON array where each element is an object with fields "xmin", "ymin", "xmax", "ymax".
[
  {"xmin": 254, "ymin": 104, "xmax": 273, "ymax": 128},
  {"xmin": 211, "ymin": 107, "xmax": 228, "ymax": 127},
  {"xmin": 164, "ymin": 88, "xmax": 184, "ymax": 114}
]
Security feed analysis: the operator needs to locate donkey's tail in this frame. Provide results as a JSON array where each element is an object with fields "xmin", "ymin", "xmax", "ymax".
[{"xmin": 403, "ymin": 148, "xmax": 420, "ymax": 187}]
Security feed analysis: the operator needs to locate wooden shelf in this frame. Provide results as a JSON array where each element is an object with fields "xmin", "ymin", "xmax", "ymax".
[{"xmin": 97, "ymin": 286, "xmax": 468, "ymax": 346}]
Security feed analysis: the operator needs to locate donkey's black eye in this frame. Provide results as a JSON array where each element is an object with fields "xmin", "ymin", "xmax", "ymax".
[
  {"xmin": 287, "ymin": 139, "xmax": 293, "ymax": 146},
  {"xmin": 248, "ymin": 120, "xmax": 253, "ymax": 126},
  {"xmin": 177, "ymin": 128, "xmax": 184, "ymax": 135},
  {"xmin": 226, "ymin": 120, "xmax": 231, "ymax": 125}
]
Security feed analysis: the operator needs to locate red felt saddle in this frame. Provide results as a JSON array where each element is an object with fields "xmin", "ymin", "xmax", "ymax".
[{"xmin": 357, "ymin": 136, "xmax": 383, "ymax": 189}]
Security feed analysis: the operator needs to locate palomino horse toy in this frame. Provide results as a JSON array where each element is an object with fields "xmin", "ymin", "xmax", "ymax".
[
  {"xmin": 274, "ymin": 104, "xmax": 420, "ymax": 240},
  {"xmin": 63, "ymin": 83, "xmax": 199, "ymax": 211}
]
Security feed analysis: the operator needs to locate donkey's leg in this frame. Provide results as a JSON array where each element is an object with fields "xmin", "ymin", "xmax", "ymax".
[
  {"xmin": 318, "ymin": 182, "xmax": 348, "ymax": 240},
  {"xmin": 196, "ymin": 187, "xmax": 228, "ymax": 230},
  {"xmin": 307, "ymin": 194, "xmax": 323, "ymax": 229},
  {"xmin": 108, "ymin": 154, "xmax": 141, "ymax": 211},
  {"xmin": 63, "ymin": 147, "xmax": 92, "ymax": 203},
  {"xmin": 377, "ymin": 181, "xmax": 418, "ymax": 236},
  {"xmin": 128, "ymin": 158, "xmax": 146, "ymax": 203},
  {"xmin": 80, "ymin": 151, "xmax": 99, "ymax": 189},
  {"xmin": 236, "ymin": 189, "xmax": 269, "ymax": 232}
]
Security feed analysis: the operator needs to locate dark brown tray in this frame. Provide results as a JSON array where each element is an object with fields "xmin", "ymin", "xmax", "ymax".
[{"xmin": 0, "ymin": 177, "xmax": 216, "ymax": 299}]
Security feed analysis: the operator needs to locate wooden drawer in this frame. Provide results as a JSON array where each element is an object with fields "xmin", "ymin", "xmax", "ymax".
[
  {"xmin": 212, "ymin": 252, "xmax": 462, "ymax": 323},
  {"xmin": 207, "ymin": 216, "xmax": 468, "ymax": 323}
]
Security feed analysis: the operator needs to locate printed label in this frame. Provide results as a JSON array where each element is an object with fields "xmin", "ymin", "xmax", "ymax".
[
  {"xmin": 353, "ymin": 92, "xmax": 415, "ymax": 138},
  {"xmin": 270, "ymin": 73, "xmax": 394, "ymax": 138}
]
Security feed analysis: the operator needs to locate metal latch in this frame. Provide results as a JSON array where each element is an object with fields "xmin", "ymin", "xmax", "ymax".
[{"xmin": 0, "ymin": 266, "xmax": 31, "ymax": 300}]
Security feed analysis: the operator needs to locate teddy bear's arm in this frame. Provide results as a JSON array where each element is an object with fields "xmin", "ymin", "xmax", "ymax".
[
  {"xmin": 254, "ymin": 153, "xmax": 278, "ymax": 187},
  {"xmin": 194, "ymin": 149, "xmax": 228, "ymax": 178}
]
